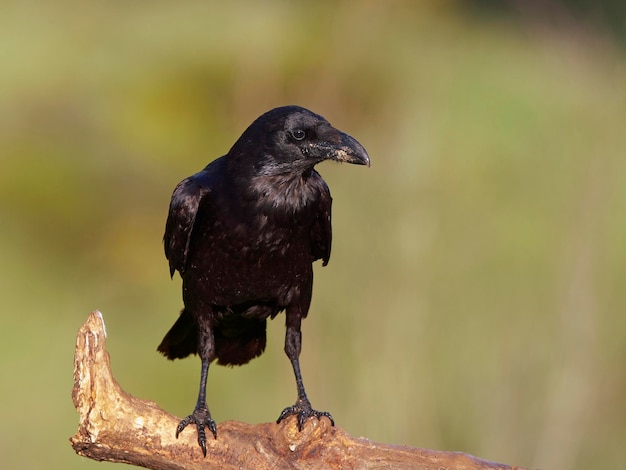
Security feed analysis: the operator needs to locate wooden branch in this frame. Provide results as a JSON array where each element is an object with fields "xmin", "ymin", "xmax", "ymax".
[{"xmin": 70, "ymin": 311, "xmax": 527, "ymax": 470}]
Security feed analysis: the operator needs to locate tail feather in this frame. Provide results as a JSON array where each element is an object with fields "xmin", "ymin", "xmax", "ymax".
[
  {"xmin": 158, "ymin": 308, "xmax": 267, "ymax": 366},
  {"xmin": 215, "ymin": 315, "xmax": 266, "ymax": 366},
  {"xmin": 157, "ymin": 309, "xmax": 198, "ymax": 360}
]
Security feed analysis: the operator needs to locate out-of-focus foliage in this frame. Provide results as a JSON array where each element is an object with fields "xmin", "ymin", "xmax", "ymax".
[
  {"xmin": 1, "ymin": 2, "xmax": 625, "ymax": 469},
  {"xmin": 471, "ymin": 0, "xmax": 626, "ymax": 42}
]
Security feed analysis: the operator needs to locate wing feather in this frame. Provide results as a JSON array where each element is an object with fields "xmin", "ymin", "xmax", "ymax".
[
  {"xmin": 310, "ymin": 175, "xmax": 332, "ymax": 266},
  {"xmin": 163, "ymin": 175, "xmax": 211, "ymax": 277}
]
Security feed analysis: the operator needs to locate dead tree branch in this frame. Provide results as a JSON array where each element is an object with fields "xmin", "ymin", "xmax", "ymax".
[{"xmin": 70, "ymin": 311, "xmax": 526, "ymax": 470}]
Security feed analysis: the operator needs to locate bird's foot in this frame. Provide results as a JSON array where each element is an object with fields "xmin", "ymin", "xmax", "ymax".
[
  {"xmin": 175, "ymin": 403, "xmax": 217, "ymax": 456},
  {"xmin": 276, "ymin": 397, "xmax": 335, "ymax": 431}
]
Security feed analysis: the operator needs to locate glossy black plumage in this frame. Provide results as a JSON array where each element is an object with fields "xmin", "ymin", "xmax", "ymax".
[{"xmin": 158, "ymin": 105, "xmax": 369, "ymax": 455}]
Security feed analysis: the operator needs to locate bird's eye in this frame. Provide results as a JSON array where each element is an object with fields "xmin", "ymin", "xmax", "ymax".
[{"xmin": 290, "ymin": 129, "xmax": 306, "ymax": 141}]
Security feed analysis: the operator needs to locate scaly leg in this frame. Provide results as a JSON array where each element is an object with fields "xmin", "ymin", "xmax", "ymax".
[
  {"xmin": 175, "ymin": 322, "xmax": 217, "ymax": 456},
  {"xmin": 276, "ymin": 313, "xmax": 334, "ymax": 429}
]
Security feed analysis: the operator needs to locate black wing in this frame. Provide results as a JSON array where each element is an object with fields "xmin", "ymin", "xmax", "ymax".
[
  {"xmin": 310, "ymin": 172, "xmax": 332, "ymax": 266},
  {"xmin": 163, "ymin": 169, "xmax": 213, "ymax": 278}
]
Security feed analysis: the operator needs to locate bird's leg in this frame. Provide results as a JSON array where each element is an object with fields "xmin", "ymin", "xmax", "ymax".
[
  {"xmin": 276, "ymin": 314, "xmax": 334, "ymax": 430},
  {"xmin": 175, "ymin": 323, "xmax": 217, "ymax": 456}
]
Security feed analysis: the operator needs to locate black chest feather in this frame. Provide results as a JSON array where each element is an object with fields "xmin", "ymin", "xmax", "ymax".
[{"xmin": 183, "ymin": 174, "xmax": 322, "ymax": 306}]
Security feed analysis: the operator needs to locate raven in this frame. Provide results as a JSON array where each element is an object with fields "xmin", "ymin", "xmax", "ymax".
[{"xmin": 158, "ymin": 105, "xmax": 369, "ymax": 455}]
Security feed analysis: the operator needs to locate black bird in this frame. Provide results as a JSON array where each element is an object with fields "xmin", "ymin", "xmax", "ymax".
[{"xmin": 158, "ymin": 105, "xmax": 369, "ymax": 455}]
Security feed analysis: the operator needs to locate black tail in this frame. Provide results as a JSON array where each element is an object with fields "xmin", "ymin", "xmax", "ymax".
[
  {"xmin": 158, "ymin": 308, "xmax": 267, "ymax": 365},
  {"xmin": 214, "ymin": 314, "xmax": 267, "ymax": 366},
  {"xmin": 157, "ymin": 309, "xmax": 198, "ymax": 360}
]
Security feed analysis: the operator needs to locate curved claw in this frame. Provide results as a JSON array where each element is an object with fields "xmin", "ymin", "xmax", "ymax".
[
  {"xmin": 276, "ymin": 398, "xmax": 335, "ymax": 430},
  {"xmin": 175, "ymin": 404, "xmax": 217, "ymax": 457}
]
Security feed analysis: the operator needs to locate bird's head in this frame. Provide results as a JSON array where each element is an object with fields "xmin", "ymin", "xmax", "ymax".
[{"xmin": 229, "ymin": 106, "xmax": 370, "ymax": 176}]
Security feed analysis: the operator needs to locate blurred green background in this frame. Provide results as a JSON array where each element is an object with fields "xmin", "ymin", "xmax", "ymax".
[{"xmin": 1, "ymin": 1, "xmax": 625, "ymax": 469}]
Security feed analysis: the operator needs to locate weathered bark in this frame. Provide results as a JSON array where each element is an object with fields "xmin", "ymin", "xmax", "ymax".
[{"xmin": 70, "ymin": 311, "xmax": 526, "ymax": 470}]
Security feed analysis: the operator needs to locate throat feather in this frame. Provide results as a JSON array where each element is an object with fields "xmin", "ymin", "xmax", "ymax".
[{"xmin": 250, "ymin": 173, "xmax": 317, "ymax": 213}]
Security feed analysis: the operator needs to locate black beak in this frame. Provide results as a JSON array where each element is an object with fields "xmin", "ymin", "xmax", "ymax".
[{"xmin": 330, "ymin": 131, "xmax": 370, "ymax": 167}]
